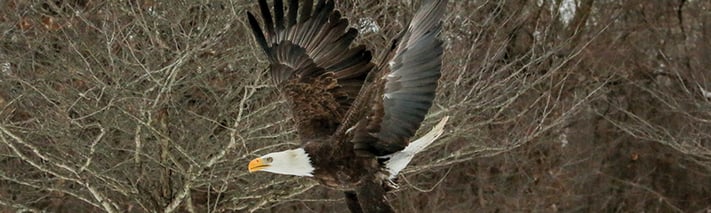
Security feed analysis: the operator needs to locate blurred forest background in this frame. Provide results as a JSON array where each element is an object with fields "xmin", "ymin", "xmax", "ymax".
[{"xmin": 1, "ymin": 0, "xmax": 710, "ymax": 212}]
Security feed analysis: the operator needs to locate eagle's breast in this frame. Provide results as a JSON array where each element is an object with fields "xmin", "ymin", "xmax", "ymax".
[{"xmin": 304, "ymin": 140, "xmax": 381, "ymax": 190}]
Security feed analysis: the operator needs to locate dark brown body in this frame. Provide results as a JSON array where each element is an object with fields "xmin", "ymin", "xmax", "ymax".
[
  {"xmin": 247, "ymin": 0, "xmax": 447, "ymax": 212},
  {"xmin": 303, "ymin": 138, "xmax": 382, "ymax": 190},
  {"xmin": 303, "ymin": 138, "xmax": 395, "ymax": 213}
]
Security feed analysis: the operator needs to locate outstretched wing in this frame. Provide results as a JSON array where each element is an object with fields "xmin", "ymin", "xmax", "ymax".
[
  {"xmin": 247, "ymin": 0, "xmax": 374, "ymax": 140},
  {"xmin": 351, "ymin": 0, "xmax": 447, "ymax": 156}
]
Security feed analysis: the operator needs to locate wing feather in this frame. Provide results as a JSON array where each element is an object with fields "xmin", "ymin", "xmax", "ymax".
[
  {"xmin": 287, "ymin": 0, "xmax": 298, "ymax": 26},
  {"xmin": 274, "ymin": 0, "xmax": 285, "ymax": 31},
  {"xmin": 300, "ymin": 0, "xmax": 313, "ymax": 22},
  {"xmin": 246, "ymin": 12, "xmax": 269, "ymax": 55},
  {"xmin": 351, "ymin": 0, "xmax": 447, "ymax": 156},
  {"xmin": 257, "ymin": 0, "xmax": 274, "ymax": 36},
  {"xmin": 248, "ymin": 0, "xmax": 374, "ymax": 140}
]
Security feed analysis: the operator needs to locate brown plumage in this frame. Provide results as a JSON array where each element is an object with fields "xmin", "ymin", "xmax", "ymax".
[
  {"xmin": 247, "ymin": 0, "xmax": 448, "ymax": 212},
  {"xmin": 248, "ymin": 0, "xmax": 374, "ymax": 139}
]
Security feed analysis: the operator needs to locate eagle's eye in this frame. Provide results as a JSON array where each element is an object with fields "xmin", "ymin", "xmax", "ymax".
[{"xmin": 264, "ymin": 157, "xmax": 273, "ymax": 163}]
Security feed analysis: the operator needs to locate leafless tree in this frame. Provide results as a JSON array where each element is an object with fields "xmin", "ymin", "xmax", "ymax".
[{"xmin": 1, "ymin": 0, "xmax": 709, "ymax": 212}]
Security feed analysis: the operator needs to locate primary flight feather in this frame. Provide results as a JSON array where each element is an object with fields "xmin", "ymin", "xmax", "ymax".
[{"xmin": 246, "ymin": 0, "xmax": 448, "ymax": 212}]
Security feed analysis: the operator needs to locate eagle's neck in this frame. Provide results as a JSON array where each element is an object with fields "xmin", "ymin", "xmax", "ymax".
[{"xmin": 284, "ymin": 148, "xmax": 315, "ymax": 177}]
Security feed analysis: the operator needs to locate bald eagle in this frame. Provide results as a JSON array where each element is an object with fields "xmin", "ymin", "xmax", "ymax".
[{"xmin": 246, "ymin": 0, "xmax": 448, "ymax": 212}]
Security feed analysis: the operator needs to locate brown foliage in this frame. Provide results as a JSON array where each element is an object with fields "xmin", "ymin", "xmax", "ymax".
[{"xmin": 0, "ymin": 0, "xmax": 709, "ymax": 212}]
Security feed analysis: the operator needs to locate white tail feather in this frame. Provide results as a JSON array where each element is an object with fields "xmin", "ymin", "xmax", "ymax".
[{"xmin": 383, "ymin": 116, "xmax": 449, "ymax": 180}]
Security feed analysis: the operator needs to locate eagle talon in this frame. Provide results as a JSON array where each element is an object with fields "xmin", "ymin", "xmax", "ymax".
[{"xmin": 246, "ymin": 0, "xmax": 448, "ymax": 212}]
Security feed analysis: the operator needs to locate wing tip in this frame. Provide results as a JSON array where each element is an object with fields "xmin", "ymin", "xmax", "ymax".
[{"xmin": 435, "ymin": 116, "xmax": 449, "ymax": 131}]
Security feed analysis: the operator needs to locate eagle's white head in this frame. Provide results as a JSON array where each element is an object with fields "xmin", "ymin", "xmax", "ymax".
[{"xmin": 248, "ymin": 148, "xmax": 315, "ymax": 177}]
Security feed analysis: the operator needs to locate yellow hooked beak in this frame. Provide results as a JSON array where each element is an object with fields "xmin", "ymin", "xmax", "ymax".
[{"xmin": 248, "ymin": 157, "xmax": 268, "ymax": 172}]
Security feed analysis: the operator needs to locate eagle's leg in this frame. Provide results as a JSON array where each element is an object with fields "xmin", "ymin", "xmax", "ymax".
[
  {"xmin": 355, "ymin": 180, "xmax": 395, "ymax": 213},
  {"xmin": 344, "ymin": 191, "xmax": 363, "ymax": 213}
]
